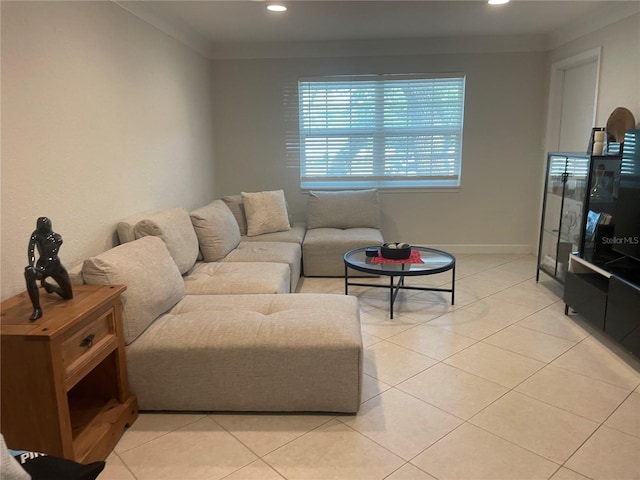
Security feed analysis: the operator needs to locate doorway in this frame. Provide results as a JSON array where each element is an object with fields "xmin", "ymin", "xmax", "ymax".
[{"xmin": 545, "ymin": 47, "xmax": 601, "ymax": 153}]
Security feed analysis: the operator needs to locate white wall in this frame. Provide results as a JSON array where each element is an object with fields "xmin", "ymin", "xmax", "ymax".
[
  {"xmin": 211, "ymin": 52, "xmax": 548, "ymax": 252},
  {"xmin": 1, "ymin": 2, "xmax": 216, "ymax": 300},
  {"xmin": 548, "ymin": 13, "xmax": 640, "ymax": 131}
]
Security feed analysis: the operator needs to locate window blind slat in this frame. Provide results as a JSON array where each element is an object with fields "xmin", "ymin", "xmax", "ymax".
[{"xmin": 298, "ymin": 73, "xmax": 465, "ymax": 189}]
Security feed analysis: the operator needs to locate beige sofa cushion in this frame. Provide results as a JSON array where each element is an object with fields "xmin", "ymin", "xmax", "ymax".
[
  {"xmin": 190, "ymin": 200, "xmax": 241, "ymax": 262},
  {"xmin": 224, "ymin": 193, "xmax": 296, "ymax": 237},
  {"xmin": 116, "ymin": 209, "xmax": 163, "ymax": 244},
  {"xmin": 126, "ymin": 293, "xmax": 362, "ymax": 412},
  {"xmin": 221, "ymin": 194, "xmax": 248, "ymax": 236},
  {"xmin": 241, "ymin": 222, "xmax": 306, "ymax": 244},
  {"xmin": 224, "ymin": 241, "xmax": 301, "ymax": 292},
  {"xmin": 82, "ymin": 236, "xmax": 185, "ymax": 345},
  {"xmin": 241, "ymin": 190, "xmax": 291, "ymax": 236},
  {"xmin": 307, "ymin": 189, "xmax": 381, "ymax": 229},
  {"xmin": 303, "ymin": 227, "xmax": 384, "ymax": 277},
  {"xmin": 185, "ymin": 262, "xmax": 290, "ymax": 294},
  {"xmin": 133, "ymin": 208, "xmax": 199, "ymax": 275}
]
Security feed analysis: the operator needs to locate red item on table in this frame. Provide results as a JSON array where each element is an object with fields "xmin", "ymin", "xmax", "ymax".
[{"xmin": 371, "ymin": 249, "xmax": 424, "ymax": 264}]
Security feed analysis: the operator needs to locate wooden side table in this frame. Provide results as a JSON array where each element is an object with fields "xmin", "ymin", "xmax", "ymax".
[{"xmin": 1, "ymin": 284, "xmax": 138, "ymax": 463}]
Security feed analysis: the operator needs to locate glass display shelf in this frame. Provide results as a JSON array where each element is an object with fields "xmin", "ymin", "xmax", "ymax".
[
  {"xmin": 581, "ymin": 155, "xmax": 622, "ymax": 259},
  {"xmin": 537, "ymin": 153, "xmax": 589, "ymax": 283},
  {"xmin": 537, "ymin": 153, "xmax": 622, "ymax": 284}
]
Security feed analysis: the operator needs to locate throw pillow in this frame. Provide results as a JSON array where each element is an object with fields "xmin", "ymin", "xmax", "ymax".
[
  {"xmin": 82, "ymin": 236, "xmax": 185, "ymax": 345},
  {"xmin": 223, "ymin": 194, "xmax": 295, "ymax": 236},
  {"xmin": 241, "ymin": 190, "xmax": 292, "ymax": 237},
  {"xmin": 190, "ymin": 200, "xmax": 241, "ymax": 262},
  {"xmin": 306, "ymin": 189, "xmax": 381, "ymax": 229}
]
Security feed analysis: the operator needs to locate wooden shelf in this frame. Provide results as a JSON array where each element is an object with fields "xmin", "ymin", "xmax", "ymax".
[
  {"xmin": 70, "ymin": 395, "xmax": 138, "ymax": 462},
  {"xmin": 1, "ymin": 285, "xmax": 138, "ymax": 462}
]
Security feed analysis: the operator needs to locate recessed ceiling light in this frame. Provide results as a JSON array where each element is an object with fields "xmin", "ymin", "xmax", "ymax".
[
  {"xmin": 488, "ymin": 0, "xmax": 509, "ymax": 4},
  {"xmin": 267, "ymin": 4, "xmax": 287, "ymax": 12}
]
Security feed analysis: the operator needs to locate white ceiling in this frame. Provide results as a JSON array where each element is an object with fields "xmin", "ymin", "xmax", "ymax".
[{"xmin": 116, "ymin": 0, "xmax": 640, "ymax": 57}]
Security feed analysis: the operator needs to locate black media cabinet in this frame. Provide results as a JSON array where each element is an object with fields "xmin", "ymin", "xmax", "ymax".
[{"xmin": 564, "ymin": 254, "xmax": 640, "ymax": 357}]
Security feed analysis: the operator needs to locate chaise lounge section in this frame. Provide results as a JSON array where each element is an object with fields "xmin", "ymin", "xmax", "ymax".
[{"xmin": 80, "ymin": 236, "xmax": 363, "ymax": 413}]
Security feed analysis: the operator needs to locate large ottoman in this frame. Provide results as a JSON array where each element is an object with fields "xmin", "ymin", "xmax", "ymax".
[{"xmin": 127, "ymin": 293, "xmax": 363, "ymax": 412}]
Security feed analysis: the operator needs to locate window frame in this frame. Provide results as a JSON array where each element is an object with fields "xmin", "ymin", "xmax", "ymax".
[{"xmin": 296, "ymin": 73, "xmax": 466, "ymax": 191}]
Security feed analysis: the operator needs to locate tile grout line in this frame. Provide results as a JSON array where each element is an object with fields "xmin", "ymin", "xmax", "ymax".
[
  {"xmin": 211, "ymin": 413, "xmax": 337, "ymax": 460},
  {"xmin": 586, "ymin": 389, "xmax": 640, "ymax": 438},
  {"xmin": 411, "ymin": 418, "xmax": 567, "ymax": 477},
  {"xmin": 114, "ymin": 413, "xmax": 209, "ymax": 455},
  {"xmin": 213, "ymin": 414, "xmax": 340, "ymax": 480},
  {"xmin": 113, "ymin": 451, "xmax": 140, "ymax": 480},
  {"xmin": 476, "ymin": 332, "xmax": 576, "ymax": 365},
  {"xmin": 548, "ymin": 358, "xmax": 640, "ymax": 392}
]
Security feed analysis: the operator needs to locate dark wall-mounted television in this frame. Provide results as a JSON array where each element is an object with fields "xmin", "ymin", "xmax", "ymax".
[{"xmin": 613, "ymin": 129, "xmax": 640, "ymax": 263}]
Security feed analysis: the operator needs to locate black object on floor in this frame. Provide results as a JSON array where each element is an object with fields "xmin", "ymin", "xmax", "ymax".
[{"xmin": 12, "ymin": 450, "xmax": 105, "ymax": 480}]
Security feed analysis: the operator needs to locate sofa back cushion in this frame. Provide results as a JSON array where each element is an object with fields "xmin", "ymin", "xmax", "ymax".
[
  {"xmin": 82, "ymin": 236, "xmax": 185, "ymax": 345},
  {"xmin": 190, "ymin": 200, "xmax": 241, "ymax": 262},
  {"xmin": 306, "ymin": 189, "xmax": 381, "ymax": 229},
  {"xmin": 221, "ymin": 195, "xmax": 248, "ymax": 236},
  {"xmin": 133, "ymin": 208, "xmax": 199, "ymax": 275},
  {"xmin": 116, "ymin": 209, "xmax": 163, "ymax": 244}
]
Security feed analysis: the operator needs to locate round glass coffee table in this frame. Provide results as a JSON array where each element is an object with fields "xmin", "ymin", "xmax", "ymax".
[{"xmin": 344, "ymin": 246, "xmax": 456, "ymax": 319}]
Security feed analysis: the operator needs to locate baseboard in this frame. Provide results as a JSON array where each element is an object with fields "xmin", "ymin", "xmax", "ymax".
[{"xmin": 423, "ymin": 244, "xmax": 534, "ymax": 255}]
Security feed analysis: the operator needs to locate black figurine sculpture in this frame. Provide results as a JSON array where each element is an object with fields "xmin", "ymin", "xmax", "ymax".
[{"xmin": 24, "ymin": 217, "xmax": 73, "ymax": 321}]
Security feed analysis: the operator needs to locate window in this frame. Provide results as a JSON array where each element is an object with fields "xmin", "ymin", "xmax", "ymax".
[{"xmin": 297, "ymin": 73, "xmax": 465, "ymax": 189}]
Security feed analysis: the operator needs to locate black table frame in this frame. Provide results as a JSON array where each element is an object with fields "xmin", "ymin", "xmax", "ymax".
[{"xmin": 344, "ymin": 246, "xmax": 456, "ymax": 319}]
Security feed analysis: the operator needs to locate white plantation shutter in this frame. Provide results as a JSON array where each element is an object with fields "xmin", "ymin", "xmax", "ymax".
[{"xmin": 298, "ymin": 74, "xmax": 465, "ymax": 189}]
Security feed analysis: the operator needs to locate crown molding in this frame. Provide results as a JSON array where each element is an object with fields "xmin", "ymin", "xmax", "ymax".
[
  {"xmin": 209, "ymin": 34, "xmax": 548, "ymax": 60},
  {"xmin": 547, "ymin": 1, "xmax": 640, "ymax": 49},
  {"xmin": 112, "ymin": 1, "xmax": 211, "ymax": 58}
]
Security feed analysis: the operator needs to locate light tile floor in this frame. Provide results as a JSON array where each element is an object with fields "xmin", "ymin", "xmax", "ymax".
[{"xmin": 101, "ymin": 254, "xmax": 640, "ymax": 480}]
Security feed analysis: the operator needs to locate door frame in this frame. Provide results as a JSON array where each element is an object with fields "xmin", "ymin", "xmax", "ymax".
[{"xmin": 544, "ymin": 47, "xmax": 602, "ymax": 154}]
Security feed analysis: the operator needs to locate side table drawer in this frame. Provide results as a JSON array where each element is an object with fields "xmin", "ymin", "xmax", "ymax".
[{"xmin": 61, "ymin": 308, "xmax": 116, "ymax": 386}]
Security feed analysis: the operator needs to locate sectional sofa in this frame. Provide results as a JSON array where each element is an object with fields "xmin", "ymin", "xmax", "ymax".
[{"xmin": 69, "ymin": 189, "xmax": 385, "ymax": 413}]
